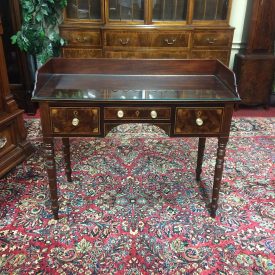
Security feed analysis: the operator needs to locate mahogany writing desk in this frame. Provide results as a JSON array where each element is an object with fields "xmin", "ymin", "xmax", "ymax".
[{"xmin": 32, "ymin": 58, "xmax": 240, "ymax": 220}]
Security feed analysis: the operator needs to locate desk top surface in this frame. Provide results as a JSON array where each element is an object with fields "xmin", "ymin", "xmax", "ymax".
[{"xmin": 32, "ymin": 58, "xmax": 240, "ymax": 103}]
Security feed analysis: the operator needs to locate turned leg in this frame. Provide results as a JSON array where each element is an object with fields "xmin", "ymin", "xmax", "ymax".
[
  {"xmin": 62, "ymin": 138, "xmax": 72, "ymax": 182},
  {"xmin": 210, "ymin": 137, "xmax": 228, "ymax": 218},
  {"xmin": 196, "ymin": 137, "xmax": 206, "ymax": 181},
  {"xmin": 44, "ymin": 138, "xmax": 59, "ymax": 220}
]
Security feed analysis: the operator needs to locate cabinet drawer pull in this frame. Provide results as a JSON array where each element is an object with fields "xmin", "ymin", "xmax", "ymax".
[
  {"xmin": 196, "ymin": 118, "xmax": 204, "ymax": 126},
  {"xmin": 119, "ymin": 38, "xmax": 130, "ymax": 45},
  {"xmin": 117, "ymin": 110, "xmax": 124, "ymax": 118},
  {"xmin": 76, "ymin": 36, "xmax": 88, "ymax": 43},
  {"xmin": 0, "ymin": 136, "xmax": 7, "ymax": 149},
  {"xmin": 150, "ymin": 110, "xmax": 158, "ymax": 119},
  {"xmin": 164, "ymin": 38, "xmax": 176, "ymax": 45},
  {"xmin": 206, "ymin": 38, "xmax": 217, "ymax": 44},
  {"xmin": 72, "ymin": 118, "xmax": 80, "ymax": 126}
]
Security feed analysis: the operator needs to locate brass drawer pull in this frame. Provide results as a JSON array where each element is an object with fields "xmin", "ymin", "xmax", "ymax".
[
  {"xmin": 206, "ymin": 38, "xmax": 217, "ymax": 44},
  {"xmin": 119, "ymin": 38, "xmax": 130, "ymax": 45},
  {"xmin": 150, "ymin": 110, "xmax": 158, "ymax": 119},
  {"xmin": 117, "ymin": 110, "xmax": 124, "ymax": 118},
  {"xmin": 164, "ymin": 38, "xmax": 176, "ymax": 45},
  {"xmin": 0, "ymin": 136, "xmax": 7, "ymax": 149},
  {"xmin": 72, "ymin": 118, "xmax": 80, "ymax": 126},
  {"xmin": 196, "ymin": 118, "xmax": 204, "ymax": 126},
  {"xmin": 76, "ymin": 36, "xmax": 88, "ymax": 43}
]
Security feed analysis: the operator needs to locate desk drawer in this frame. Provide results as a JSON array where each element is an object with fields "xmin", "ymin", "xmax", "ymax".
[
  {"xmin": 50, "ymin": 108, "xmax": 100, "ymax": 134},
  {"xmin": 104, "ymin": 107, "xmax": 171, "ymax": 120},
  {"xmin": 175, "ymin": 108, "xmax": 223, "ymax": 134}
]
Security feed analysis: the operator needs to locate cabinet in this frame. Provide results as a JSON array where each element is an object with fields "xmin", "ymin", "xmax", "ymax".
[
  {"xmin": 0, "ymin": 0, "xmax": 37, "ymax": 114},
  {"xmin": 0, "ymin": 19, "xmax": 33, "ymax": 178},
  {"xmin": 60, "ymin": 0, "xmax": 234, "ymax": 65},
  {"xmin": 233, "ymin": 0, "xmax": 275, "ymax": 107}
]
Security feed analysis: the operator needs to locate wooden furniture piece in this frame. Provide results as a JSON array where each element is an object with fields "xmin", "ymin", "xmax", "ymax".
[
  {"xmin": 0, "ymin": 19, "xmax": 33, "ymax": 178},
  {"xmin": 233, "ymin": 0, "xmax": 275, "ymax": 107},
  {"xmin": 60, "ymin": 0, "xmax": 234, "ymax": 65},
  {"xmin": 32, "ymin": 58, "xmax": 240, "ymax": 220},
  {"xmin": 0, "ymin": 0, "xmax": 37, "ymax": 114}
]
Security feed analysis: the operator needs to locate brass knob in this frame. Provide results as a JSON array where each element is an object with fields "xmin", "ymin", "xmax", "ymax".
[
  {"xmin": 72, "ymin": 118, "xmax": 80, "ymax": 126},
  {"xmin": 117, "ymin": 110, "xmax": 124, "ymax": 118},
  {"xmin": 150, "ymin": 110, "xmax": 157, "ymax": 119},
  {"xmin": 196, "ymin": 118, "xmax": 204, "ymax": 126},
  {"xmin": 0, "ymin": 136, "xmax": 7, "ymax": 149}
]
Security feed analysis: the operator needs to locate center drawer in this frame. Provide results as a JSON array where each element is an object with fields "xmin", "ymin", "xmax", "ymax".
[
  {"xmin": 50, "ymin": 107, "xmax": 100, "ymax": 134},
  {"xmin": 104, "ymin": 107, "xmax": 171, "ymax": 120}
]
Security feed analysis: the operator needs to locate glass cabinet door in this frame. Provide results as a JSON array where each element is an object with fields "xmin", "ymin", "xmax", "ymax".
[
  {"xmin": 66, "ymin": 0, "xmax": 101, "ymax": 19},
  {"xmin": 152, "ymin": 0, "xmax": 188, "ymax": 22},
  {"xmin": 193, "ymin": 0, "xmax": 229, "ymax": 20},
  {"xmin": 109, "ymin": 0, "xmax": 145, "ymax": 21}
]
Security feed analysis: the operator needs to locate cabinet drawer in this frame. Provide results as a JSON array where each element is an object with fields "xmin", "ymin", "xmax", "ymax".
[
  {"xmin": 150, "ymin": 32, "xmax": 190, "ymax": 47},
  {"xmin": 193, "ymin": 31, "xmax": 232, "ymax": 47},
  {"xmin": 104, "ymin": 50, "xmax": 188, "ymax": 59},
  {"xmin": 62, "ymin": 48, "xmax": 103, "ymax": 58},
  {"xmin": 175, "ymin": 108, "xmax": 223, "ymax": 134},
  {"xmin": 104, "ymin": 31, "xmax": 148, "ymax": 47},
  {"xmin": 50, "ymin": 108, "xmax": 100, "ymax": 134},
  {"xmin": 191, "ymin": 50, "xmax": 229, "ymax": 65},
  {"xmin": 0, "ymin": 126, "xmax": 15, "ymax": 157},
  {"xmin": 60, "ymin": 30, "xmax": 101, "ymax": 46},
  {"xmin": 104, "ymin": 107, "xmax": 171, "ymax": 120}
]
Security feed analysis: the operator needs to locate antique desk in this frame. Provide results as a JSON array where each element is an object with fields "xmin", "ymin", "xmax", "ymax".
[{"xmin": 32, "ymin": 58, "xmax": 240, "ymax": 220}]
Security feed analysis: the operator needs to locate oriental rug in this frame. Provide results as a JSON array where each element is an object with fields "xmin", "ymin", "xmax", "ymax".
[{"xmin": 0, "ymin": 117, "xmax": 274, "ymax": 274}]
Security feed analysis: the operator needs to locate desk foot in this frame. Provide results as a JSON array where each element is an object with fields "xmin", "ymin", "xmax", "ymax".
[
  {"xmin": 196, "ymin": 138, "xmax": 206, "ymax": 181},
  {"xmin": 52, "ymin": 206, "xmax": 59, "ymax": 220},
  {"xmin": 210, "ymin": 137, "xmax": 228, "ymax": 218}
]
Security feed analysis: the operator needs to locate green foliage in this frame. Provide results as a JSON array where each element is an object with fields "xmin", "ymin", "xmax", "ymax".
[{"xmin": 11, "ymin": 0, "xmax": 67, "ymax": 64}]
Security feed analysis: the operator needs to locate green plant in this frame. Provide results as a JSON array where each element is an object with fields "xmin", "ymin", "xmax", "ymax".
[{"xmin": 11, "ymin": 0, "xmax": 67, "ymax": 64}]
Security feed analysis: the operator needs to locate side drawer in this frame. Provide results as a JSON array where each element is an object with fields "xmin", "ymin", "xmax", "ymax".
[
  {"xmin": 192, "ymin": 31, "xmax": 233, "ymax": 48},
  {"xmin": 104, "ymin": 107, "xmax": 171, "ymax": 120},
  {"xmin": 175, "ymin": 108, "xmax": 223, "ymax": 134},
  {"xmin": 50, "ymin": 108, "xmax": 100, "ymax": 134},
  {"xmin": 0, "ymin": 125, "xmax": 16, "ymax": 158},
  {"xmin": 60, "ymin": 30, "xmax": 101, "ymax": 46}
]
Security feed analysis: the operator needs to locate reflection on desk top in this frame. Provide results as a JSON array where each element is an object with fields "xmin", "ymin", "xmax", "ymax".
[{"xmin": 32, "ymin": 58, "xmax": 240, "ymax": 102}]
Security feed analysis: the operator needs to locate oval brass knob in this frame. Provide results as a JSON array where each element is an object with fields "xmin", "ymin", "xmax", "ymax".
[
  {"xmin": 0, "ymin": 136, "xmax": 7, "ymax": 149},
  {"xmin": 196, "ymin": 118, "xmax": 204, "ymax": 126},
  {"xmin": 117, "ymin": 110, "xmax": 124, "ymax": 118},
  {"xmin": 150, "ymin": 110, "xmax": 157, "ymax": 119},
  {"xmin": 72, "ymin": 118, "xmax": 80, "ymax": 126}
]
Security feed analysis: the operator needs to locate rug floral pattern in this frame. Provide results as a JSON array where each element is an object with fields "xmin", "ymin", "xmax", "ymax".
[{"xmin": 0, "ymin": 118, "xmax": 274, "ymax": 274}]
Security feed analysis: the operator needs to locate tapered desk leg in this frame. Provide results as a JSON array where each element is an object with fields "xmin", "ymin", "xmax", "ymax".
[
  {"xmin": 62, "ymin": 138, "xmax": 72, "ymax": 182},
  {"xmin": 196, "ymin": 137, "xmax": 206, "ymax": 181},
  {"xmin": 44, "ymin": 138, "xmax": 59, "ymax": 220},
  {"xmin": 210, "ymin": 137, "xmax": 228, "ymax": 218}
]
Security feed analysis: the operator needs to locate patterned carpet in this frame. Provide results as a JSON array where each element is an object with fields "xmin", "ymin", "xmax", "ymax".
[{"xmin": 0, "ymin": 117, "xmax": 274, "ymax": 274}]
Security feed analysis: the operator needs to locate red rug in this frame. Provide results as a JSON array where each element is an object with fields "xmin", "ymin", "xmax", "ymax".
[{"xmin": 0, "ymin": 117, "xmax": 274, "ymax": 274}]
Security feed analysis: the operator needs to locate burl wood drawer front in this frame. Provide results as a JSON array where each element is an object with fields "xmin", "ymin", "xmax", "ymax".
[
  {"xmin": 150, "ymin": 32, "xmax": 190, "ymax": 47},
  {"xmin": 104, "ymin": 31, "xmax": 148, "ymax": 47},
  {"xmin": 104, "ymin": 50, "xmax": 188, "ymax": 59},
  {"xmin": 175, "ymin": 108, "xmax": 223, "ymax": 134},
  {"xmin": 193, "ymin": 32, "xmax": 232, "ymax": 47},
  {"xmin": 104, "ymin": 107, "xmax": 171, "ymax": 120},
  {"xmin": 0, "ymin": 126, "xmax": 15, "ymax": 157},
  {"xmin": 60, "ymin": 30, "xmax": 101, "ymax": 46},
  {"xmin": 50, "ymin": 108, "xmax": 100, "ymax": 134},
  {"xmin": 62, "ymin": 48, "xmax": 103, "ymax": 58}
]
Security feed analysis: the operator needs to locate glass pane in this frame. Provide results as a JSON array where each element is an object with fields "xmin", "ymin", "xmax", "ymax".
[
  {"xmin": 193, "ymin": 0, "xmax": 228, "ymax": 20},
  {"xmin": 66, "ymin": 0, "xmax": 101, "ymax": 19},
  {"xmin": 109, "ymin": 0, "xmax": 144, "ymax": 21},
  {"xmin": 153, "ymin": 0, "xmax": 187, "ymax": 21}
]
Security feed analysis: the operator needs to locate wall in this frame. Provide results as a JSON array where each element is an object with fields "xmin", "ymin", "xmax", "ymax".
[{"xmin": 229, "ymin": 0, "xmax": 253, "ymax": 68}]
